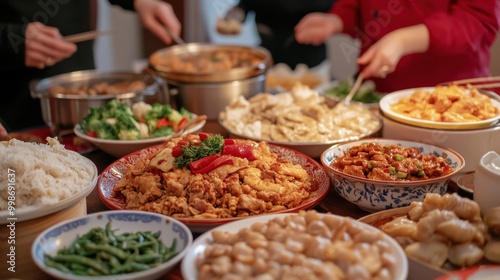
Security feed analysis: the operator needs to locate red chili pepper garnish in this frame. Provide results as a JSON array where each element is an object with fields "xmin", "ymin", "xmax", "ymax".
[
  {"xmin": 222, "ymin": 143, "xmax": 256, "ymax": 161},
  {"xmin": 172, "ymin": 140, "xmax": 188, "ymax": 157},
  {"xmin": 191, "ymin": 155, "xmax": 234, "ymax": 174},
  {"xmin": 156, "ymin": 117, "xmax": 173, "ymax": 129},
  {"xmin": 198, "ymin": 132, "xmax": 210, "ymax": 140},
  {"xmin": 189, "ymin": 154, "xmax": 220, "ymax": 171},
  {"xmin": 86, "ymin": 131, "xmax": 98, "ymax": 138},
  {"xmin": 172, "ymin": 145, "xmax": 183, "ymax": 157},
  {"xmin": 224, "ymin": 139, "xmax": 236, "ymax": 145}
]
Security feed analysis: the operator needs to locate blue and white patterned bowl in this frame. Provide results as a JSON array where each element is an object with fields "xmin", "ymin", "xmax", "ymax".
[
  {"xmin": 321, "ymin": 138, "xmax": 465, "ymax": 212},
  {"xmin": 32, "ymin": 210, "xmax": 193, "ymax": 280}
]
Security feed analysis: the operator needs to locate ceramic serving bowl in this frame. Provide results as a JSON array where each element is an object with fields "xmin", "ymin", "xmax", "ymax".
[
  {"xmin": 321, "ymin": 138, "xmax": 465, "ymax": 212},
  {"xmin": 74, "ymin": 114, "xmax": 206, "ymax": 158},
  {"xmin": 381, "ymin": 114, "xmax": 500, "ymax": 173},
  {"xmin": 32, "ymin": 210, "xmax": 192, "ymax": 280}
]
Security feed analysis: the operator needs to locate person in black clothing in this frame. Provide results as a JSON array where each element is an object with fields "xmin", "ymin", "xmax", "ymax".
[
  {"xmin": 223, "ymin": 0, "xmax": 337, "ymax": 69},
  {"xmin": 0, "ymin": 0, "xmax": 181, "ymax": 132}
]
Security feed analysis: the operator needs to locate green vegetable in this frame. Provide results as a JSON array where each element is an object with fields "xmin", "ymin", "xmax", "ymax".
[
  {"xmin": 174, "ymin": 134, "xmax": 225, "ymax": 169},
  {"xmin": 395, "ymin": 154, "xmax": 404, "ymax": 161},
  {"xmin": 388, "ymin": 166, "xmax": 396, "ymax": 175},
  {"xmin": 44, "ymin": 220, "xmax": 178, "ymax": 276},
  {"xmin": 396, "ymin": 172, "xmax": 407, "ymax": 179},
  {"xmin": 323, "ymin": 80, "xmax": 382, "ymax": 103},
  {"xmin": 417, "ymin": 170, "xmax": 425, "ymax": 177},
  {"xmin": 79, "ymin": 100, "xmax": 192, "ymax": 140}
]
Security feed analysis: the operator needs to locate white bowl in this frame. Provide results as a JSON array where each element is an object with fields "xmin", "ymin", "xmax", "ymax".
[
  {"xmin": 321, "ymin": 139, "xmax": 465, "ymax": 212},
  {"xmin": 182, "ymin": 212, "xmax": 409, "ymax": 280},
  {"xmin": 74, "ymin": 117, "xmax": 206, "ymax": 158},
  {"xmin": 32, "ymin": 210, "xmax": 193, "ymax": 280},
  {"xmin": 381, "ymin": 114, "xmax": 500, "ymax": 173},
  {"xmin": 380, "ymin": 87, "xmax": 500, "ymax": 130}
]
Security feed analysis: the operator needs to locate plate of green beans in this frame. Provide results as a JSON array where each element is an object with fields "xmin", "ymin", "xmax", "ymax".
[{"xmin": 32, "ymin": 210, "xmax": 193, "ymax": 280}]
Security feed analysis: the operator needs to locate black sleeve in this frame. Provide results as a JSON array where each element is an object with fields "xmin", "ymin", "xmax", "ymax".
[
  {"xmin": 108, "ymin": 0, "xmax": 136, "ymax": 11},
  {"xmin": 0, "ymin": 23, "xmax": 26, "ymax": 71}
]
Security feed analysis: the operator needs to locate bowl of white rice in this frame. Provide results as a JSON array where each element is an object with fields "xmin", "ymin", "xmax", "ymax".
[{"xmin": 0, "ymin": 137, "xmax": 97, "ymax": 279}]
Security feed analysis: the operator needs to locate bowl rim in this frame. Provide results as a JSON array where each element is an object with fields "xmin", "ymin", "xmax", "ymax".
[
  {"xmin": 31, "ymin": 210, "xmax": 193, "ymax": 280},
  {"xmin": 73, "ymin": 113, "xmax": 206, "ymax": 145},
  {"xmin": 217, "ymin": 109, "xmax": 383, "ymax": 146},
  {"xmin": 320, "ymin": 137, "xmax": 466, "ymax": 185}
]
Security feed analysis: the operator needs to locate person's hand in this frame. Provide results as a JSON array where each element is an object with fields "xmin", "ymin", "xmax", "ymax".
[
  {"xmin": 25, "ymin": 22, "xmax": 77, "ymax": 69},
  {"xmin": 134, "ymin": 0, "xmax": 181, "ymax": 45},
  {"xmin": 0, "ymin": 123, "xmax": 8, "ymax": 141},
  {"xmin": 358, "ymin": 24, "xmax": 430, "ymax": 79},
  {"xmin": 294, "ymin": 13, "xmax": 343, "ymax": 46}
]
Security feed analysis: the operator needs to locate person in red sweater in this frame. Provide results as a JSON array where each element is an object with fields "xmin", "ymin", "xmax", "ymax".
[{"xmin": 294, "ymin": 0, "xmax": 500, "ymax": 93}]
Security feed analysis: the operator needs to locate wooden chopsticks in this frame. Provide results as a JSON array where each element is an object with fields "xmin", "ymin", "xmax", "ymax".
[
  {"xmin": 441, "ymin": 76, "xmax": 500, "ymax": 90},
  {"xmin": 63, "ymin": 30, "xmax": 112, "ymax": 43}
]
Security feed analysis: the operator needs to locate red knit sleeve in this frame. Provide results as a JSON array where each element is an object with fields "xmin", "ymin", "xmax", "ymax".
[
  {"xmin": 423, "ymin": 0, "xmax": 500, "ymax": 55},
  {"xmin": 329, "ymin": 0, "xmax": 360, "ymax": 38}
]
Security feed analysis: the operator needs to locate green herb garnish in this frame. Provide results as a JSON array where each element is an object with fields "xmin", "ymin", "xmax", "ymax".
[{"xmin": 173, "ymin": 134, "xmax": 224, "ymax": 168}]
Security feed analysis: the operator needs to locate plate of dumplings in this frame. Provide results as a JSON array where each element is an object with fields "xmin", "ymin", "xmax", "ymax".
[{"xmin": 359, "ymin": 193, "xmax": 500, "ymax": 280}]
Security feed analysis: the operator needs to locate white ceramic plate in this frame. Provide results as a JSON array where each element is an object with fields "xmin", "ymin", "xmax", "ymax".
[
  {"xmin": 74, "ymin": 114, "xmax": 206, "ymax": 158},
  {"xmin": 32, "ymin": 210, "xmax": 193, "ymax": 280},
  {"xmin": 380, "ymin": 87, "xmax": 500, "ymax": 130},
  {"xmin": 0, "ymin": 156, "xmax": 97, "ymax": 224},
  {"xmin": 181, "ymin": 213, "xmax": 409, "ymax": 280}
]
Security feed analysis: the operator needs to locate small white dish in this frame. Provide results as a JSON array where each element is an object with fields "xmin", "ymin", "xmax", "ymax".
[
  {"xmin": 32, "ymin": 210, "xmax": 193, "ymax": 280},
  {"xmin": 474, "ymin": 151, "xmax": 500, "ymax": 214}
]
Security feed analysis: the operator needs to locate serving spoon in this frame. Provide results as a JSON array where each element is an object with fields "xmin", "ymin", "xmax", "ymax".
[
  {"xmin": 331, "ymin": 73, "xmax": 365, "ymax": 110},
  {"xmin": 171, "ymin": 114, "xmax": 208, "ymax": 138}
]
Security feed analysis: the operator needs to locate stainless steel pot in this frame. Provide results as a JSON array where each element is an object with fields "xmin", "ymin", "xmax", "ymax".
[
  {"xmin": 166, "ymin": 74, "xmax": 266, "ymax": 120},
  {"xmin": 149, "ymin": 43, "xmax": 272, "ymax": 83},
  {"xmin": 30, "ymin": 70, "xmax": 161, "ymax": 134},
  {"xmin": 148, "ymin": 43, "xmax": 272, "ymax": 120}
]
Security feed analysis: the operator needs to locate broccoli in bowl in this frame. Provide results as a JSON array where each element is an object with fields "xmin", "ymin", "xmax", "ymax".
[{"xmin": 79, "ymin": 100, "xmax": 193, "ymax": 140}]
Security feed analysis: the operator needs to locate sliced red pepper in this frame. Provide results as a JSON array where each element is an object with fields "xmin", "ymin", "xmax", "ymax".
[
  {"xmin": 156, "ymin": 117, "xmax": 174, "ymax": 129},
  {"xmin": 189, "ymin": 154, "xmax": 220, "ymax": 171},
  {"xmin": 222, "ymin": 144, "xmax": 256, "ymax": 161},
  {"xmin": 172, "ymin": 145, "xmax": 183, "ymax": 157},
  {"xmin": 191, "ymin": 155, "xmax": 234, "ymax": 174},
  {"xmin": 224, "ymin": 139, "xmax": 236, "ymax": 145},
  {"xmin": 198, "ymin": 132, "xmax": 210, "ymax": 140},
  {"xmin": 172, "ymin": 140, "xmax": 188, "ymax": 157},
  {"xmin": 86, "ymin": 131, "xmax": 98, "ymax": 138}
]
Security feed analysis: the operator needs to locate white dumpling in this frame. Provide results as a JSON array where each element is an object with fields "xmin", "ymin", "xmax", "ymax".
[
  {"xmin": 485, "ymin": 207, "xmax": 500, "ymax": 236},
  {"xmin": 435, "ymin": 219, "xmax": 485, "ymax": 245},
  {"xmin": 448, "ymin": 243, "xmax": 484, "ymax": 267},
  {"xmin": 404, "ymin": 240, "xmax": 449, "ymax": 267}
]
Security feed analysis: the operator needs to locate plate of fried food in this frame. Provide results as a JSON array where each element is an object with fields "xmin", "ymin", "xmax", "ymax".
[
  {"xmin": 97, "ymin": 133, "xmax": 330, "ymax": 232},
  {"xmin": 359, "ymin": 193, "xmax": 500, "ymax": 280},
  {"xmin": 380, "ymin": 85, "xmax": 500, "ymax": 130}
]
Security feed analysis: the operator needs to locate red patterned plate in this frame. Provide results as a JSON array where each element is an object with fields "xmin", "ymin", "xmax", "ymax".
[{"xmin": 97, "ymin": 143, "xmax": 331, "ymax": 233}]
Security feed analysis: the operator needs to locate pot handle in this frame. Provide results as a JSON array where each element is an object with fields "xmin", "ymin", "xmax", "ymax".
[{"xmin": 143, "ymin": 67, "xmax": 172, "ymax": 101}]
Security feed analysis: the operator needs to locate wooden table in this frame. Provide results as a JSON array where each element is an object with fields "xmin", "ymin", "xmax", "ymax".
[{"xmin": 83, "ymin": 148, "xmax": 370, "ymax": 279}]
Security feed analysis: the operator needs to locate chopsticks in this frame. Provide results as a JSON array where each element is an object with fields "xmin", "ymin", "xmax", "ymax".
[
  {"xmin": 440, "ymin": 76, "xmax": 500, "ymax": 90},
  {"xmin": 63, "ymin": 30, "xmax": 112, "ymax": 43}
]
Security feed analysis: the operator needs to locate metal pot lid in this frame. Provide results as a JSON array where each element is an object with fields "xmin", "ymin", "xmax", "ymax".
[
  {"xmin": 149, "ymin": 43, "xmax": 273, "ymax": 83},
  {"xmin": 30, "ymin": 70, "xmax": 159, "ymax": 100}
]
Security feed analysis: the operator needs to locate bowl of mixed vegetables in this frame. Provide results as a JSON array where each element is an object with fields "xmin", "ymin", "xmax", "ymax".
[
  {"xmin": 32, "ymin": 210, "xmax": 192, "ymax": 280},
  {"xmin": 321, "ymin": 79, "xmax": 383, "ymax": 109},
  {"xmin": 74, "ymin": 100, "xmax": 206, "ymax": 157}
]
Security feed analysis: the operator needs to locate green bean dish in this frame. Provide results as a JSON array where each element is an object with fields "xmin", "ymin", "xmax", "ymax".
[{"xmin": 44, "ymin": 220, "xmax": 178, "ymax": 276}]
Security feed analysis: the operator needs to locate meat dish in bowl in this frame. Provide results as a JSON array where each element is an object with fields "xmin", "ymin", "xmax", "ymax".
[{"xmin": 321, "ymin": 139, "xmax": 465, "ymax": 212}]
